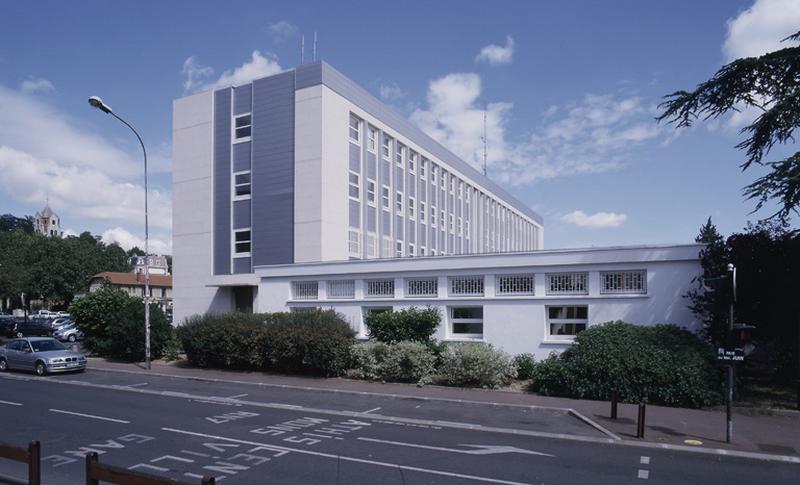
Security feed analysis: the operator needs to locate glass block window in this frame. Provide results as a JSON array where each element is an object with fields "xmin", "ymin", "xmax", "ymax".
[
  {"xmin": 382, "ymin": 237, "xmax": 393, "ymax": 257},
  {"xmin": 366, "ymin": 279, "xmax": 394, "ymax": 298},
  {"xmin": 406, "ymin": 277, "xmax": 438, "ymax": 297},
  {"xmin": 546, "ymin": 272, "xmax": 588, "ymax": 295},
  {"xmin": 496, "ymin": 274, "xmax": 535, "ymax": 296},
  {"xmin": 328, "ymin": 280, "xmax": 355, "ymax": 299},
  {"xmin": 450, "ymin": 307, "xmax": 483, "ymax": 339},
  {"xmin": 600, "ymin": 270, "xmax": 647, "ymax": 294},
  {"xmin": 449, "ymin": 276, "xmax": 484, "ymax": 296},
  {"xmin": 292, "ymin": 281, "xmax": 318, "ymax": 300}
]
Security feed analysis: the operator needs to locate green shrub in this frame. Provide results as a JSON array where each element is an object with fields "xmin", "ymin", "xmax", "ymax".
[
  {"xmin": 177, "ymin": 310, "xmax": 355, "ymax": 376},
  {"xmin": 69, "ymin": 288, "xmax": 172, "ymax": 361},
  {"xmin": 177, "ymin": 313, "xmax": 269, "ymax": 369},
  {"xmin": 263, "ymin": 310, "xmax": 355, "ymax": 376},
  {"xmin": 439, "ymin": 343, "xmax": 517, "ymax": 388},
  {"xmin": 350, "ymin": 341, "xmax": 436, "ymax": 384},
  {"xmin": 528, "ymin": 321, "xmax": 723, "ymax": 408},
  {"xmin": 365, "ymin": 307, "xmax": 440, "ymax": 343},
  {"xmin": 513, "ymin": 353, "xmax": 536, "ymax": 380}
]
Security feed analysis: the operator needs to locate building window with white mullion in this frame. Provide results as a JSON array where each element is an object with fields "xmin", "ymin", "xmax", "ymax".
[
  {"xmin": 233, "ymin": 229, "xmax": 251, "ymax": 256},
  {"xmin": 367, "ymin": 125, "xmax": 378, "ymax": 152},
  {"xmin": 349, "ymin": 172, "xmax": 361, "ymax": 201},
  {"xmin": 395, "ymin": 192, "xmax": 403, "ymax": 213},
  {"xmin": 450, "ymin": 307, "xmax": 483, "ymax": 339},
  {"xmin": 349, "ymin": 114, "xmax": 362, "ymax": 144},
  {"xmin": 382, "ymin": 135, "xmax": 392, "ymax": 159},
  {"xmin": 232, "ymin": 171, "xmax": 252, "ymax": 200},
  {"xmin": 366, "ymin": 180, "xmax": 377, "ymax": 207},
  {"xmin": 408, "ymin": 150, "xmax": 417, "ymax": 173},
  {"xmin": 420, "ymin": 158, "xmax": 427, "ymax": 179},
  {"xmin": 396, "ymin": 241, "xmax": 403, "ymax": 257},
  {"xmin": 348, "ymin": 229, "xmax": 361, "ymax": 257},
  {"xmin": 381, "ymin": 185, "xmax": 391, "ymax": 210},
  {"xmin": 547, "ymin": 305, "xmax": 588, "ymax": 340},
  {"xmin": 233, "ymin": 113, "xmax": 252, "ymax": 141},
  {"xmin": 408, "ymin": 197, "xmax": 416, "ymax": 220},
  {"xmin": 395, "ymin": 143, "xmax": 405, "ymax": 167},
  {"xmin": 420, "ymin": 201, "xmax": 426, "ymax": 223}
]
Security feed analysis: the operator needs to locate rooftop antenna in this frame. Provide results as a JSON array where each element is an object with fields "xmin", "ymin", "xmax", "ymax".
[
  {"xmin": 313, "ymin": 32, "xmax": 317, "ymax": 61},
  {"xmin": 481, "ymin": 108, "xmax": 488, "ymax": 176},
  {"xmin": 300, "ymin": 34, "xmax": 305, "ymax": 64}
]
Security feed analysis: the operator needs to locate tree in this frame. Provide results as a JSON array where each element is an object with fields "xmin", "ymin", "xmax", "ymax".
[
  {"xmin": 686, "ymin": 218, "xmax": 730, "ymax": 345},
  {"xmin": 657, "ymin": 30, "xmax": 800, "ymax": 221},
  {"xmin": 126, "ymin": 246, "xmax": 145, "ymax": 257},
  {"xmin": 0, "ymin": 214, "xmax": 34, "ymax": 234}
]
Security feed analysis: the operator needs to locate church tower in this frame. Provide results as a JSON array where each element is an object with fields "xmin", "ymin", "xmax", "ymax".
[{"xmin": 34, "ymin": 201, "xmax": 62, "ymax": 237}]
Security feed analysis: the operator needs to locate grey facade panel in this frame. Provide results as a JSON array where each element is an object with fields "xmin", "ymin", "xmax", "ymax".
[
  {"xmin": 233, "ymin": 199, "xmax": 251, "ymax": 229},
  {"xmin": 213, "ymin": 89, "xmax": 232, "ymax": 275},
  {"xmin": 349, "ymin": 200, "xmax": 360, "ymax": 227},
  {"xmin": 349, "ymin": 143, "xmax": 360, "ymax": 171},
  {"xmin": 232, "ymin": 142, "xmax": 252, "ymax": 172},
  {"xmin": 300, "ymin": 61, "xmax": 542, "ymax": 225},
  {"xmin": 366, "ymin": 153, "xmax": 377, "ymax": 180},
  {"xmin": 233, "ymin": 257, "xmax": 252, "ymax": 274},
  {"xmin": 367, "ymin": 207, "xmax": 376, "ymax": 232},
  {"xmin": 251, "ymin": 71, "xmax": 295, "ymax": 266},
  {"xmin": 233, "ymin": 85, "xmax": 252, "ymax": 115}
]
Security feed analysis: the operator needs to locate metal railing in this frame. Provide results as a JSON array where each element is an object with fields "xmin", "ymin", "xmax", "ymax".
[{"xmin": 0, "ymin": 441, "xmax": 40, "ymax": 485}]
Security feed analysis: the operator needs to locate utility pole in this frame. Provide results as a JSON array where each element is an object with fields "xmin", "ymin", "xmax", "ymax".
[{"xmin": 725, "ymin": 263, "xmax": 736, "ymax": 443}]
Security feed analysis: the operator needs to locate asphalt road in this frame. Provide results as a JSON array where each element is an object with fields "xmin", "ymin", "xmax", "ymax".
[{"xmin": 0, "ymin": 369, "xmax": 797, "ymax": 484}]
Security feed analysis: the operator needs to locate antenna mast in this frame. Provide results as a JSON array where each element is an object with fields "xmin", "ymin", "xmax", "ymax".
[
  {"xmin": 481, "ymin": 109, "xmax": 488, "ymax": 176},
  {"xmin": 300, "ymin": 35, "xmax": 305, "ymax": 64},
  {"xmin": 313, "ymin": 32, "xmax": 317, "ymax": 61}
]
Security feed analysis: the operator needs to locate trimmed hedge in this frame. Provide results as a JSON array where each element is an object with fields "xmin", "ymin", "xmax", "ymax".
[
  {"xmin": 177, "ymin": 310, "xmax": 355, "ymax": 376},
  {"xmin": 513, "ymin": 353, "xmax": 536, "ymax": 380},
  {"xmin": 365, "ymin": 307, "xmax": 440, "ymax": 343},
  {"xmin": 439, "ymin": 343, "xmax": 517, "ymax": 388},
  {"xmin": 350, "ymin": 341, "xmax": 436, "ymax": 384},
  {"xmin": 529, "ymin": 321, "xmax": 723, "ymax": 408}
]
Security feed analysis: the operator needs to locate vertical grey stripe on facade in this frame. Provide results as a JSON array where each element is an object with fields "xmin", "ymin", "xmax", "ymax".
[
  {"xmin": 233, "ymin": 199, "xmax": 251, "ymax": 229},
  {"xmin": 232, "ymin": 142, "xmax": 252, "ymax": 172},
  {"xmin": 213, "ymin": 89, "xmax": 232, "ymax": 275},
  {"xmin": 251, "ymin": 70, "xmax": 295, "ymax": 266},
  {"xmin": 233, "ymin": 85, "xmax": 252, "ymax": 115},
  {"xmin": 232, "ymin": 257, "xmax": 252, "ymax": 274}
]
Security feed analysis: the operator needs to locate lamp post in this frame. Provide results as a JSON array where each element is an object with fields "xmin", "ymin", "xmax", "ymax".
[{"xmin": 88, "ymin": 96, "xmax": 151, "ymax": 370}]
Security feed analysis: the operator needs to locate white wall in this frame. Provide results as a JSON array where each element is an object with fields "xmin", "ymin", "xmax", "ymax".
[
  {"xmin": 294, "ymin": 85, "xmax": 324, "ymax": 263},
  {"xmin": 172, "ymin": 91, "xmax": 232, "ymax": 324}
]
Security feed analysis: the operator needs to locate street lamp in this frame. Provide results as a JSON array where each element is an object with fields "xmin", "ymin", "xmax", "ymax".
[{"xmin": 88, "ymin": 96, "xmax": 151, "ymax": 370}]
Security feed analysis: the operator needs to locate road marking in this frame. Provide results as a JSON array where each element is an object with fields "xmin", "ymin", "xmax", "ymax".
[
  {"xmin": 162, "ymin": 427, "xmax": 535, "ymax": 485},
  {"xmin": 357, "ymin": 437, "xmax": 555, "ymax": 457},
  {"xmin": 130, "ymin": 463, "xmax": 169, "ymax": 473},
  {"xmin": 48, "ymin": 408, "xmax": 130, "ymax": 424},
  {"xmin": 227, "ymin": 393, "xmax": 248, "ymax": 399},
  {"xmin": 640, "ymin": 456, "xmax": 650, "ymax": 465},
  {"xmin": 123, "ymin": 382, "xmax": 148, "ymax": 388},
  {"xmin": 363, "ymin": 407, "xmax": 381, "ymax": 414},
  {"xmin": 0, "ymin": 400, "xmax": 22, "ymax": 406},
  {"xmin": 638, "ymin": 469, "xmax": 649, "ymax": 479}
]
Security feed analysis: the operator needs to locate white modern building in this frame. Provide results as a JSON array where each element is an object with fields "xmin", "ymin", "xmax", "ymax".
[{"xmin": 173, "ymin": 61, "xmax": 702, "ymax": 354}]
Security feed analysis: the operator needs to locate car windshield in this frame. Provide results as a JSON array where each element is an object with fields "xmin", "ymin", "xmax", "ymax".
[{"xmin": 30, "ymin": 340, "xmax": 66, "ymax": 352}]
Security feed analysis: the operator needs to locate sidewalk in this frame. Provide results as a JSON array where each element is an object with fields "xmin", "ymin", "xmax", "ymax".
[{"xmin": 87, "ymin": 358, "xmax": 800, "ymax": 458}]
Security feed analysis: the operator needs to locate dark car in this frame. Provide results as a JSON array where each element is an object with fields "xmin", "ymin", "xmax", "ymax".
[{"xmin": 5, "ymin": 319, "xmax": 52, "ymax": 338}]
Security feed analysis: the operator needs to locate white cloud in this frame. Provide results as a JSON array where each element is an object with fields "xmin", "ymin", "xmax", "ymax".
[
  {"xmin": 560, "ymin": 210, "xmax": 628, "ymax": 229},
  {"xmin": 475, "ymin": 35, "xmax": 515, "ymax": 65},
  {"xmin": 267, "ymin": 20, "xmax": 298, "ymax": 43},
  {"xmin": 181, "ymin": 51, "xmax": 283, "ymax": 94},
  {"xmin": 0, "ymin": 146, "xmax": 171, "ymax": 231},
  {"xmin": 410, "ymin": 73, "xmax": 661, "ymax": 185},
  {"xmin": 20, "ymin": 77, "xmax": 54, "ymax": 95},
  {"xmin": 379, "ymin": 83, "xmax": 406, "ymax": 101},
  {"xmin": 101, "ymin": 227, "xmax": 172, "ymax": 255},
  {"xmin": 723, "ymin": 0, "xmax": 800, "ymax": 60}
]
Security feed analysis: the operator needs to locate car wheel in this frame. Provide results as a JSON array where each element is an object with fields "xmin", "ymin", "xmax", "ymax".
[
  {"xmin": 68, "ymin": 334, "xmax": 76, "ymax": 343},
  {"xmin": 34, "ymin": 361, "xmax": 47, "ymax": 377},
  {"xmin": 0, "ymin": 358, "xmax": 7, "ymax": 372}
]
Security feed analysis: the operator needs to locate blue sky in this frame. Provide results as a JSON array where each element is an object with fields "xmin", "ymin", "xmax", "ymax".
[{"xmin": 0, "ymin": 0, "xmax": 797, "ymax": 254}]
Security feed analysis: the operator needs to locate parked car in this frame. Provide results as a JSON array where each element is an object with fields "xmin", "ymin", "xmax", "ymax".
[
  {"xmin": 0, "ymin": 337, "xmax": 86, "ymax": 375},
  {"xmin": 31, "ymin": 310, "xmax": 56, "ymax": 319},
  {"xmin": 4, "ymin": 319, "xmax": 53, "ymax": 338},
  {"xmin": 56, "ymin": 312, "xmax": 70, "ymax": 318},
  {"xmin": 53, "ymin": 323, "xmax": 83, "ymax": 343},
  {"xmin": 50, "ymin": 317, "xmax": 72, "ymax": 329}
]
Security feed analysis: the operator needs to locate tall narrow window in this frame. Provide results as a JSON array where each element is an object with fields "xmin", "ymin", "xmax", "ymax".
[
  {"xmin": 382, "ymin": 185, "xmax": 390, "ymax": 210},
  {"xmin": 367, "ymin": 125, "xmax": 378, "ymax": 152},
  {"xmin": 408, "ymin": 197, "xmax": 416, "ymax": 219},
  {"xmin": 366, "ymin": 180, "xmax": 376, "ymax": 206},
  {"xmin": 420, "ymin": 159, "xmax": 427, "ymax": 179},
  {"xmin": 233, "ymin": 171, "xmax": 251, "ymax": 199},
  {"xmin": 396, "ymin": 192, "xmax": 403, "ymax": 213},
  {"xmin": 349, "ymin": 172, "xmax": 360, "ymax": 200},
  {"xmin": 234, "ymin": 114, "xmax": 251, "ymax": 140},
  {"xmin": 233, "ymin": 229, "xmax": 251, "ymax": 255},
  {"xmin": 382, "ymin": 135, "xmax": 392, "ymax": 159},
  {"xmin": 349, "ymin": 114, "xmax": 361, "ymax": 144},
  {"xmin": 395, "ymin": 143, "xmax": 405, "ymax": 166},
  {"xmin": 408, "ymin": 151, "xmax": 417, "ymax": 173},
  {"xmin": 420, "ymin": 201, "xmax": 427, "ymax": 223}
]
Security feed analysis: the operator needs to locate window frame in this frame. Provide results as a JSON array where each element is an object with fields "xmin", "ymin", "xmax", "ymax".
[
  {"xmin": 546, "ymin": 272, "xmax": 589, "ymax": 296},
  {"xmin": 365, "ymin": 279, "xmax": 394, "ymax": 298},
  {"xmin": 232, "ymin": 170, "xmax": 252, "ymax": 201},
  {"xmin": 600, "ymin": 270, "xmax": 647, "ymax": 295},
  {"xmin": 496, "ymin": 274, "xmax": 535, "ymax": 296},
  {"xmin": 232, "ymin": 228, "xmax": 251, "ymax": 257},
  {"xmin": 349, "ymin": 114, "xmax": 362, "ymax": 145},
  {"xmin": 233, "ymin": 113, "xmax": 252, "ymax": 142},
  {"xmin": 545, "ymin": 305, "xmax": 588, "ymax": 341},
  {"xmin": 366, "ymin": 180, "xmax": 377, "ymax": 207},
  {"xmin": 405, "ymin": 277, "xmax": 438, "ymax": 297},
  {"xmin": 449, "ymin": 306, "xmax": 484, "ymax": 340},
  {"xmin": 367, "ymin": 125, "xmax": 378, "ymax": 153},
  {"xmin": 348, "ymin": 171, "xmax": 361, "ymax": 201}
]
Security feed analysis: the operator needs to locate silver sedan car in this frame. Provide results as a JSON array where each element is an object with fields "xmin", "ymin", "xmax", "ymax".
[{"xmin": 0, "ymin": 337, "xmax": 86, "ymax": 376}]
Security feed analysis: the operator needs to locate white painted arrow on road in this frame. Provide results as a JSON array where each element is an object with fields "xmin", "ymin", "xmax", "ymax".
[{"xmin": 357, "ymin": 437, "xmax": 555, "ymax": 457}]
